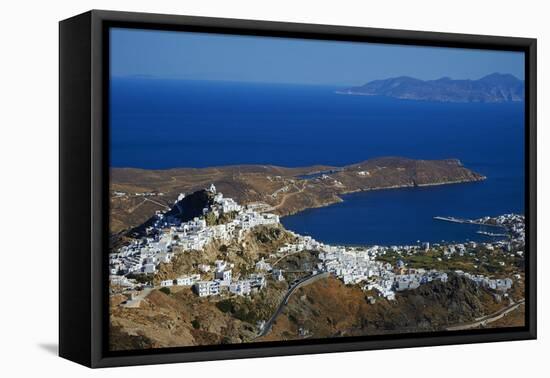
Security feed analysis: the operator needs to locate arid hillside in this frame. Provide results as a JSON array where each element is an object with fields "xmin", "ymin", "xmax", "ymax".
[
  {"xmin": 110, "ymin": 157, "xmax": 485, "ymax": 233},
  {"xmin": 259, "ymin": 274, "xmax": 509, "ymax": 342},
  {"xmin": 110, "ymin": 271, "xmax": 521, "ymax": 351}
]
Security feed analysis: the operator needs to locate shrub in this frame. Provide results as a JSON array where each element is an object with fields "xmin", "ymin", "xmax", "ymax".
[
  {"xmin": 159, "ymin": 287, "xmax": 171, "ymax": 295},
  {"xmin": 216, "ymin": 299, "xmax": 234, "ymax": 313},
  {"xmin": 191, "ymin": 319, "xmax": 201, "ymax": 329},
  {"xmin": 126, "ymin": 273, "xmax": 151, "ymax": 285},
  {"xmin": 205, "ymin": 212, "xmax": 217, "ymax": 226}
]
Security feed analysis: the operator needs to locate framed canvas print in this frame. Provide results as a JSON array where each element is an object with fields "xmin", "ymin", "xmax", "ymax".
[{"xmin": 59, "ymin": 10, "xmax": 536, "ymax": 368}]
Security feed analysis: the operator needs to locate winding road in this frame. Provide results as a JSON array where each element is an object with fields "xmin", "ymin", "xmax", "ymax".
[
  {"xmin": 446, "ymin": 299, "xmax": 525, "ymax": 331},
  {"xmin": 257, "ymin": 271, "xmax": 330, "ymax": 338}
]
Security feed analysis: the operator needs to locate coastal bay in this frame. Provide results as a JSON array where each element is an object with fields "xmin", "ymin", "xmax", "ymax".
[
  {"xmin": 108, "ymin": 79, "xmax": 526, "ymax": 349},
  {"xmin": 105, "ymin": 33, "xmax": 528, "ymax": 351},
  {"xmin": 110, "ymin": 79, "xmax": 524, "ymax": 246},
  {"xmin": 110, "ymin": 157, "xmax": 485, "ymax": 236}
]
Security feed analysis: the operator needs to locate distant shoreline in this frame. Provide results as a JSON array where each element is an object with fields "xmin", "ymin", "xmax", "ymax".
[{"xmin": 338, "ymin": 73, "xmax": 525, "ymax": 103}]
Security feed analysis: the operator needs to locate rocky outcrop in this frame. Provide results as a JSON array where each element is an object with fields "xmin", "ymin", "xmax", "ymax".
[{"xmin": 128, "ymin": 189, "xmax": 214, "ymax": 238}]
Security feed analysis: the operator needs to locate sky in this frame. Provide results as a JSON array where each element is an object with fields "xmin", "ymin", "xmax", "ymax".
[{"xmin": 110, "ymin": 27, "xmax": 524, "ymax": 86}]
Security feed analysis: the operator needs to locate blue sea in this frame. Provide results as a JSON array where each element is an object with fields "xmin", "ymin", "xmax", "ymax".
[{"xmin": 111, "ymin": 78, "xmax": 525, "ymax": 245}]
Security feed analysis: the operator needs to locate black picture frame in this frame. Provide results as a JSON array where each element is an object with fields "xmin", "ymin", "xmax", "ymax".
[{"xmin": 59, "ymin": 9, "xmax": 537, "ymax": 368}]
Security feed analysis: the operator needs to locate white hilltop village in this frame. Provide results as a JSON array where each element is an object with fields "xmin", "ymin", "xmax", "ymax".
[{"xmin": 110, "ymin": 184, "xmax": 524, "ymax": 303}]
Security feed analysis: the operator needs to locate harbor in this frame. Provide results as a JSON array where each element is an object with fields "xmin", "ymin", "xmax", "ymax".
[
  {"xmin": 433, "ymin": 216, "xmax": 505, "ymax": 227},
  {"xmin": 432, "ymin": 215, "xmax": 523, "ymax": 241}
]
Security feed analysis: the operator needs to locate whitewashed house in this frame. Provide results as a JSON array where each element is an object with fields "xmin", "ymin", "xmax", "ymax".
[
  {"xmin": 142, "ymin": 263, "xmax": 156, "ymax": 274},
  {"xmin": 176, "ymin": 274, "xmax": 200, "ymax": 286},
  {"xmin": 215, "ymin": 269, "xmax": 232, "ymax": 282},
  {"xmin": 194, "ymin": 281, "xmax": 220, "ymax": 297},
  {"xmin": 198, "ymin": 264, "xmax": 211, "ymax": 273},
  {"xmin": 229, "ymin": 281, "xmax": 251, "ymax": 296},
  {"xmin": 160, "ymin": 280, "xmax": 174, "ymax": 287},
  {"xmin": 272, "ymin": 269, "xmax": 285, "ymax": 281}
]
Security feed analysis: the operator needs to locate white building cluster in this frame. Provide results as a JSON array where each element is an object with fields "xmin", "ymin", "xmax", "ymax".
[
  {"xmin": 193, "ymin": 265, "xmax": 266, "ymax": 298},
  {"xmin": 476, "ymin": 213, "xmax": 525, "ymax": 245},
  {"xmin": 167, "ymin": 188, "xmax": 279, "ymax": 253},
  {"xmin": 278, "ymin": 234, "xmax": 404, "ymax": 300},
  {"xmin": 109, "ymin": 185, "xmax": 280, "ymax": 281},
  {"xmin": 277, "ymin": 234, "xmax": 321, "ymax": 254},
  {"xmin": 160, "ymin": 274, "xmax": 201, "ymax": 288},
  {"xmin": 109, "ymin": 236, "xmax": 174, "ymax": 276},
  {"xmin": 278, "ymin": 230, "xmax": 513, "ymax": 301},
  {"xmin": 110, "ymin": 185, "xmax": 522, "ymax": 304},
  {"xmin": 393, "ymin": 270, "xmax": 448, "ymax": 291},
  {"xmin": 315, "ymin": 245, "xmax": 449, "ymax": 300},
  {"xmin": 454, "ymin": 270, "xmax": 513, "ymax": 291},
  {"xmin": 170, "ymin": 209, "xmax": 279, "ymax": 252},
  {"xmin": 210, "ymin": 191, "xmax": 242, "ymax": 215}
]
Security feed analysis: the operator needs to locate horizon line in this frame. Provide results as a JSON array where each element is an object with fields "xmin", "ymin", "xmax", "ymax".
[{"xmin": 110, "ymin": 71, "xmax": 524, "ymax": 87}]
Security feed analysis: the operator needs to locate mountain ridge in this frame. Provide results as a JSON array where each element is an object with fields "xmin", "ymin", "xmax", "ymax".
[{"xmin": 339, "ymin": 73, "xmax": 524, "ymax": 103}]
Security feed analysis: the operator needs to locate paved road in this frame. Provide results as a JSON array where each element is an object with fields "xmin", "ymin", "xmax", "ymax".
[
  {"xmin": 446, "ymin": 299, "xmax": 525, "ymax": 331},
  {"xmin": 257, "ymin": 272, "xmax": 330, "ymax": 338}
]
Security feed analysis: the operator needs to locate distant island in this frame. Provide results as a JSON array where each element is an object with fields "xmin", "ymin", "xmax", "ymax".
[{"xmin": 338, "ymin": 73, "xmax": 524, "ymax": 103}]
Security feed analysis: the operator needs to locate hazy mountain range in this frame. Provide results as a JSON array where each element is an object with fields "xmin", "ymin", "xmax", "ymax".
[{"xmin": 339, "ymin": 73, "xmax": 524, "ymax": 103}]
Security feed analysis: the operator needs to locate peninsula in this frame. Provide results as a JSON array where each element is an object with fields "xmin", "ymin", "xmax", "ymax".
[{"xmin": 110, "ymin": 157, "xmax": 485, "ymax": 235}]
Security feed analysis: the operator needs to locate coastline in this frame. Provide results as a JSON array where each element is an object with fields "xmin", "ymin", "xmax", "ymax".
[
  {"xmin": 277, "ymin": 176, "xmax": 487, "ymax": 219},
  {"xmin": 110, "ymin": 157, "xmax": 488, "ymax": 234}
]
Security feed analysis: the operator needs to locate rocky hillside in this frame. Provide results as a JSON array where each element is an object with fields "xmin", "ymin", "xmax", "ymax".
[
  {"xmin": 110, "ymin": 271, "xmax": 511, "ymax": 350},
  {"xmin": 110, "ymin": 224, "xmax": 296, "ymax": 351},
  {"xmin": 153, "ymin": 224, "xmax": 296, "ymax": 285},
  {"xmin": 128, "ymin": 189, "xmax": 214, "ymax": 238},
  {"xmin": 110, "ymin": 157, "xmax": 485, "ymax": 233},
  {"xmin": 260, "ymin": 274, "xmax": 500, "ymax": 341}
]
